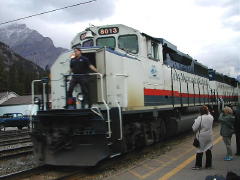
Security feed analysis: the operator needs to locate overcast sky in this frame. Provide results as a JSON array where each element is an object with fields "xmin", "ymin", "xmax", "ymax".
[{"xmin": 0, "ymin": 0, "xmax": 239, "ymax": 78}]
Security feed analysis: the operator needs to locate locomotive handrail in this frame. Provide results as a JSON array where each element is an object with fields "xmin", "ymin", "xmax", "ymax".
[
  {"xmin": 115, "ymin": 74, "xmax": 128, "ymax": 77},
  {"xmin": 43, "ymin": 83, "xmax": 47, "ymax": 110},
  {"xmin": 113, "ymin": 73, "xmax": 127, "ymax": 140},
  {"xmin": 31, "ymin": 79, "xmax": 43, "ymax": 131},
  {"xmin": 31, "ymin": 78, "xmax": 49, "ymax": 110},
  {"xmin": 116, "ymin": 101, "xmax": 123, "ymax": 140},
  {"xmin": 65, "ymin": 73, "xmax": 112, "ymax": 138},
  {"xmin": 31, "ymin": 80, "xmax": 42, "ymax": 104}
]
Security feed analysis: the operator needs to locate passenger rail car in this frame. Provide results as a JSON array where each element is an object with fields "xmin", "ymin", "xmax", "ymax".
[{"xmin": 31, "ymin": 24, "xmax": 240, "ymax": 166}]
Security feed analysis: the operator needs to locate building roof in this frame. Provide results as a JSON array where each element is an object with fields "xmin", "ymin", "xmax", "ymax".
[
  {"xmin": 0, "ymin": 94, "xmax": 50, "ymax": 106},
  {"xmin": 0, "ymin": 91, "xmax": 19, "ymax": 105},
  {"xmin": 0, "ymin": 92, "xmax": 18, "ymax": 99},
  {"xmin": 0, "ymin": 95, "xmax": 44, "ymax": 106},
  {"xmin": 0, "ymin": 92, "xmax": 6, "ymax": 99},
  {"xmin": 0, "ymin": 95, "xmax": 32, "ymax": 106}
]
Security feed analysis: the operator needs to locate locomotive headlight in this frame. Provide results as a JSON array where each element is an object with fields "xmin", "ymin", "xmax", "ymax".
[
  {"xmin": 85, "ymin": 31, "xmax": 94, "ymax": 39},
  {"xmin": 77, "ymin": 93, "xmax": 84, "ymax": 101}
]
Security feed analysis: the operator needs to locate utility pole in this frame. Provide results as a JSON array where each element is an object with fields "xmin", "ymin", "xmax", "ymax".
[{"xmin": 32, "ymin": 52, "xmax": 39, "ymax": 79}]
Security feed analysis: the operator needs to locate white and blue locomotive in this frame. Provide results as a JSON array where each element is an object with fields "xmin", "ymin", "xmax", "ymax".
[{"xmin": 32, "ymin": 24, "xmax": 240, "ymax": 166}]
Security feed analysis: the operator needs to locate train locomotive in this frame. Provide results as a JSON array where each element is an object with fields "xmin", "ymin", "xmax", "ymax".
[{"xmin": 31, "ymin": 24, "xmax": 240, "ymax": 166}]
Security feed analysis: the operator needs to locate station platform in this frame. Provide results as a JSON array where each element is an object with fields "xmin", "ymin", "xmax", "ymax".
[{"xmin": 107, "ymin": 124, "xmax": 240, "ymax": 180}]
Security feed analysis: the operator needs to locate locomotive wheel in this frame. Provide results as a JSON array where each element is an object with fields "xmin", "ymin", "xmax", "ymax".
[
  {"xmin": 134, "ymin": 132, "xmax": 145, "ymax": 149},
  {"xmin": 158, "ymin": 119, "xmax": 167, "ymax": 141},
  {"xmin": 17, "ymin": 126, "xmax": 23, "ymax": 130},
  {"xmin": 122, "ymin": 124, "xmax": 135, "ymax": 152},
  {"xmin": 0, "ymin": 125, "xmax": 4, "ymax": 131},
  {"xmin": 165, "ymin": 118, "xmax": 177, "ymax": 138}
]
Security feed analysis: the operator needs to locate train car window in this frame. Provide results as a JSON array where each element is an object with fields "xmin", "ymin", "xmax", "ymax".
[
  {"xmin": 232, "ymin": 79, "xmax": 237, "ymax": 87},
  {"xmin": 151, "ymin": 41, "xmax": 159, "ymax": 60},
  {"xmin": 194, "ymin": 63, "xmax": 208, "ymax": 78},
  {"xmin": 162, "ymin": 45, "xmax": 176, "ymax": 61},
  {"xmin": 182, "ymin": 56, "xmax": 192, "ymax": 65},
  {"xmin": 82, "ymin": 39, "xmax": 94, "ymax": 47},
  {"xmin": 208, "ymin": 69, "xmax": 215, "ymax": 80},
  {"xmin": 118, "ymin": 35, "xmax": 138, "ymax": 54},
  {"xmin": 96, "ymin": 37, "xmax": 116, "ymax": 49},
  {"xmin": 224, "ymin": 75, "xmax": 233, "ymax": 86},
  {"xmin": 215, "ymin": 73, "xmax": 224, "ymax": 83},
  {"xmin": 169, "ymin": 53, "xmax": 182, "ymax": 64}
]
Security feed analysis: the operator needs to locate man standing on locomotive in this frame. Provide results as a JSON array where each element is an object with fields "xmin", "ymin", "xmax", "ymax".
[{"xmin": 67, "ymin": 48, "xmax": 98, "ymax": 108}]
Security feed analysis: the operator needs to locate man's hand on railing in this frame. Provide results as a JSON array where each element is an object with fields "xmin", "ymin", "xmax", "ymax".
[{"xmin": 96, "ymin": 73, "xmax": 106, "ymax": 79}]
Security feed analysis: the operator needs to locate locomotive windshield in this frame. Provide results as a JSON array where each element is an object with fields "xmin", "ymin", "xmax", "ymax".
[
  {"xmin": 82, "ymin": 39, "xmax": 94, "ymax": 47},
  {"xmin": 118, "ymin": 35, "xmax": 138, "ymax": 54},
  {"xmin": 96, "ymin": 37, "xmax": 116, "ymax": 49}
]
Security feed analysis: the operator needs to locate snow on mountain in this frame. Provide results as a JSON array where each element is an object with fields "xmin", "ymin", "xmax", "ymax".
[
  {"xmin": 0, "ymin": 24, "xmax": 67, "ymax": 69},
  {"xmin": 0, "ymin": 24, "xmax": 31, "ymax": 44}
]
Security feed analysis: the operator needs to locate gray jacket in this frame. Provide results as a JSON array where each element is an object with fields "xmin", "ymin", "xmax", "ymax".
[{"xmin": 218, "ymin": 113, "xmax": 235, "ymax": 137}]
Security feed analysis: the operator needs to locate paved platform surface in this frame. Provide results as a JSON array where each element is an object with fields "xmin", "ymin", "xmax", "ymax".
[{"xmin": 107, "ymin": 125, "xmax": 240, "ymax": 180}]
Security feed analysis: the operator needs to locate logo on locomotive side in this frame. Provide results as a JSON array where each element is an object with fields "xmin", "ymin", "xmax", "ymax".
[
  {"xmin": 172, "ymin": 71, "xmax": 208, "ymax": 85},
  {"xmin": 150, "ymin": 65, "xmax": 158, "ymax": 77}
]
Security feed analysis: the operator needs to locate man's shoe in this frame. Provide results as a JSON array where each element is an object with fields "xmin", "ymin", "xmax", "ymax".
[
  {"xmin": 205, "ymin": 166, "xmax": 212, "ymax": 169},
  {"xmin": 192, "ymin": 166, "xmax": 201, "ymax": 170}
]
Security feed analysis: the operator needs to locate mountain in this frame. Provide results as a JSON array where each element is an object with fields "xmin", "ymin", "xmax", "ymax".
[
  {"xmin": 0, "ymin": 24, "xmax": 67, "ymax": 69},
  {"xmin": 0, "ymin": 41, "xmax": 46, "ymax": 95}
]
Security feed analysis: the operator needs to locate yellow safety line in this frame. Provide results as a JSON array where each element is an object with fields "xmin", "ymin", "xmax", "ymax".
[
  {"xmin": 129, "ymin": 147, "xmax": 194, "ymax": 179},
  {"xmin": 158, "ymin": 136, "xmax": 223, "ymax": 180},
  {"xmin": 129, "ymin": 169, "xmax": 146, "ymax": 179},
  {"xmin": 128, "ymin": 126, "xmax": 221, "ymax": 179},
  {"xmin": 142, "ymin": 164, "xmax": 155, "ymax": 170},
  {"xmin": 129, "ymin": 158, "xmax": 174, "ymax": 179}
]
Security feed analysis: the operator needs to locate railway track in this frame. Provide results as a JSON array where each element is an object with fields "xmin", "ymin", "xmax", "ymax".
[
  {"xmin": 0, "ymin": 129, "xmax": 33, "ymax": 159},
  {"xmin": 0, "ymin": 136, "xmax": 31, "ymax": 146},
  {"xmin": 0, "ymin": 129, "xmax": 30, "ymax": 138},
  {"xmin": 0, "ymin": 166, "xmax": 88, "ymax": 180}
]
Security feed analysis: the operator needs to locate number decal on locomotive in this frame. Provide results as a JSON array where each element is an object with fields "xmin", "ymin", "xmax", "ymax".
[{"xmin": 98, "ymin": 27, "xmax": 119, "ymax": 35}]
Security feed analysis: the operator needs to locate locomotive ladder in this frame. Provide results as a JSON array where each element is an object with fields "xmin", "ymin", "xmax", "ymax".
[{"xmin": 87, "ymin": 73, "xmax": 112, "ymax": 138}]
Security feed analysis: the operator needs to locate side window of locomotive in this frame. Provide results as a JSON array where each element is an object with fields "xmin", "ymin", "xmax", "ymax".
[
  {"xmin": 118, "ymin": 35, "xmax": 138, "ymax": 54},
  {"xmin": 96, "ymin": 37, "xmax": 116, "ymax": 50},
  {"xmin": 82, "ymin": 39, "xmax": 94, "ymax": 47},
  {"xmin": 150, "ymin": 41, "xmax": 159, "ymax": 60}
]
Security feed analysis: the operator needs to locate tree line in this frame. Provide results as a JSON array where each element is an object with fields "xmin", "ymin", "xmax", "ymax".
[{"xmin": 0, "ymin": 42, "xmax": 47, "ymax": 95}]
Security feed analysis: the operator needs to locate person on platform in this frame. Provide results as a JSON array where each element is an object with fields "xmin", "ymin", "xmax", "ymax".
[
  {"xmin": 192, "ymin": 105, "xmax": 214, "ymax": 170},
  {"xmin": 219, "ymin": 106, "xmax": 235, "ymax": 161}
]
